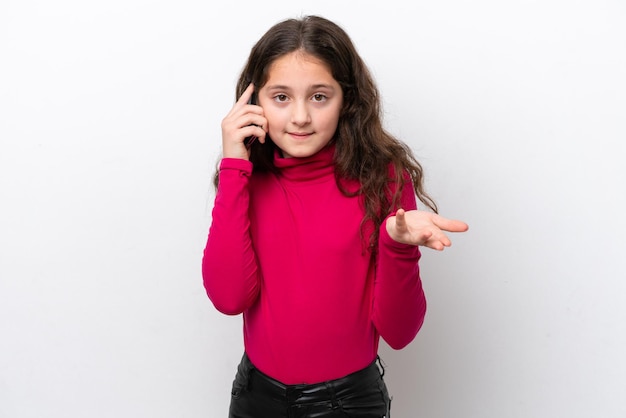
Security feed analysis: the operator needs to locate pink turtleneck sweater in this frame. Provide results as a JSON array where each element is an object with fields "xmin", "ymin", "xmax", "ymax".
[{"xmin": 202, "ymin": 145, "xmax": 426, "ymax": 384}]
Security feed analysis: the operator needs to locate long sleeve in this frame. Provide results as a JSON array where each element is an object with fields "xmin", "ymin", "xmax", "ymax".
[
  {"xmin": 202, "ymin": 158, "xmax": 259, "ymax": 315},
  {"xmin": 371, "ymin": 181, "xmax": 426, "ymax": 349}
]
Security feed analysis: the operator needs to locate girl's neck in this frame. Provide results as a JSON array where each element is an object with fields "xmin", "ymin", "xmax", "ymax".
[{"xmin": 273, "ymin": 144, "xmax": 335, "ymax": 184}]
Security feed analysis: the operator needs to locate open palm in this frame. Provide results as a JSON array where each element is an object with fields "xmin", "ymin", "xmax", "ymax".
[{"xmin": 386, "ymin": 209, "xmax": 469, "ymax": 251}]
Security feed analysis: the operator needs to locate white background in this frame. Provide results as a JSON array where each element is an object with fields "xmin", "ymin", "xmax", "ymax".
[{"xmin": 1, "ymin": 0, "xmax": 625, "ymax": 417}]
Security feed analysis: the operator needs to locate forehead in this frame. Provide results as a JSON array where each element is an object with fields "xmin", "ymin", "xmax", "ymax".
[{"xmin": 265, "ymin": 51, "xmax": 335, "ymax": 84}]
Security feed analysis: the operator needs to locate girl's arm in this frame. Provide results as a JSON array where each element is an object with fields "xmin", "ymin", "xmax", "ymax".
[
  {"xmin": 202, "ymin": 158, "xmax": 259, "ymax": 315},
  {"xmin": 373, "ymin": 175, "xmax": 469, "ymax": 348},
  {"xmin": 203, "ymin": 83, "xmax": 268, "ymax": 315},
  {"xmin": 372, "ymin": 182, "xmax": 426, "ymax": 349}
]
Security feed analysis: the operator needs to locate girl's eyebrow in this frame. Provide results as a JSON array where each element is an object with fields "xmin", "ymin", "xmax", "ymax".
[
  {"xmin": 264, "ymin": 85, "xmax": 291, "ymax": 91},
  {"xmin": 310, "ymin": 84, "xmax": 336, "ymax": 91},
  {"xmin": 265, "ymin": 84, "xmax": 337, "ymax": 91}
]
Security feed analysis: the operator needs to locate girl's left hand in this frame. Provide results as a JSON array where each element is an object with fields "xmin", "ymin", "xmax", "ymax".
[{"xmin": 386, "ymin": 209, "xmax": 469, "ymax": 251}]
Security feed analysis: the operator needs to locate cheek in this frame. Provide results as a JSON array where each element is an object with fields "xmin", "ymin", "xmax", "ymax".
[
  {"xmin": 264, "ymin": 109, "xmax": 285, "ymax": 134},
  {"xmin": 322, "ymin": 109, "xmax": 341, "ymax": 131},
  {"xmin": 262, "ymin": 108, "xmax": 276, "ymax": 125}
]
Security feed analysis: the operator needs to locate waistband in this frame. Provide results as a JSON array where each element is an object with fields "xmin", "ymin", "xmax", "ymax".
[{"xmin": 241, "ymin": 353, "xmax": 385, "ymax": 405}]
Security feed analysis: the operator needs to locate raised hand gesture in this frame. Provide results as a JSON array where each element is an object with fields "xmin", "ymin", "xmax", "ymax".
[{"xmin": 386, "ymin": 209, "xmax": 469, "ymax": 251}]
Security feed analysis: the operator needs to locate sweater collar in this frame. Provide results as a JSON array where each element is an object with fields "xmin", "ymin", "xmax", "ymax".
[{"xmin": 273, "ymin": 144, "xmax": 336, "ymax": 183}]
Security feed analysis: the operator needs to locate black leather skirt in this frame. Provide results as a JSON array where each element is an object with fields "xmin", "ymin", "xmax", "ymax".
[{"xmin": 228, "ymin": 353, "xmax": 392, "ymax": 418}]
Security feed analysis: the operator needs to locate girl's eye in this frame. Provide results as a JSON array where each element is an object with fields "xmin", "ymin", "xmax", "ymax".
[
  {"xmin": 274, "ymin": 94, "xmax": 289, "ymax": 102},
  {"xmin": 312, "ymin": 94, "xmax": 327, "ymax": 102}
]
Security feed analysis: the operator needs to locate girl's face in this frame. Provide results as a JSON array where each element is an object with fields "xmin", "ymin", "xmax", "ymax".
[{"xmin": 258, "ymin": 51, "xmax": 343, "ymax": 158}]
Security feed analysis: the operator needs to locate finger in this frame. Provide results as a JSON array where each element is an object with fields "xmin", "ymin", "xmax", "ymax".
[
  {"xmin": 418, "ymin": 230, "xmax": 434, "ymax": 246},
  {"xmin": 223, "ymin": 84, "xmax": 256, "ymax": 122},
  {"xmin": 424, "ymin": 235, "xmax": 446, "ymax": 251},
  {"xmin": 236, "ymin": 113, "xmax": 266, "ymax": 129},
  {"xmin": 257, "ymin": 129, "xmax": 267, "ymax": 144},
  {"xmin": 250, "ymin": 125, "xmax": 267, "ymax": 144},
  {"xmin": 437, "ymin": 233, "xmax": 452, "ymax": 248},
  {"xmin": 235, "ymin": 83, "xmax": 256, "ymax": 107},
  {"xmin": 432, "ymin": 214, "xmax": 469, "ymax": 233},
  {"xmin": 247, "ymin": 115, "xmax": 267, "ymax": 144},
  {"xmin": 239, "ymin": 124, "xmax": 263, "ymax": 140},
  {"xmin": 395, "ymin": 208, "xmax": 407, "ymax": 232}
]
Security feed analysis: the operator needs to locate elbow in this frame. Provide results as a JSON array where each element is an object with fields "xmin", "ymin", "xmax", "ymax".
[
  {"xmin": 210, "ymin": 298, "xmax": 247, "ymax": 316},
  {"xmin": 380, "ymin": 297, "xmax": 427, "ymax": 350},
  {"xmin": 386, "ymin": 338, "xmax": 413, "ymax": 351},
  {"xmin": 203, "ymin": 274, "xmax": 257, "ymax": 316},
  {"xmin": 204, "ymin": 284, "xmax": 252, "ymax": 316},
  {"xmin": 384, "ymin": 315, "xmax": 425, "ymax": 350},
  {"xmin": 202, "ymin": 262, "xmax": 250, "ymax": 315}
]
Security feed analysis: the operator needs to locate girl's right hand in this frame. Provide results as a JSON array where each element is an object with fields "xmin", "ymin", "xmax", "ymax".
[{"xmin": 220, "ymin": 83, "xmax": 267, "ymax": 160}]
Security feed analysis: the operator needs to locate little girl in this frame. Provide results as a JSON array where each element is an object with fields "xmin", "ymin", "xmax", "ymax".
[{"xmin": 203, "ymin": 15, "xmax": 468, "ymax": 418}]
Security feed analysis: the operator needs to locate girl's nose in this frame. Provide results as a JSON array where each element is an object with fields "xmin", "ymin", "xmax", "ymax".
[{"xmin": 290, "ymin": 100, "xmax": 311, "ymax": 125}]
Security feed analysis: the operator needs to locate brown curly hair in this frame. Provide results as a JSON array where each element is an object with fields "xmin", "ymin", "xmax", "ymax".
[{"xmin": 215, "ymin": 15, "xmax": 437, "ymax": 249}]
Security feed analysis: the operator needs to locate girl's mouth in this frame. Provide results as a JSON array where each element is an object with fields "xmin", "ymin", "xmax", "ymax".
[{"xmin": 289, "ymin": 132, "xmax": 312, "ymax": 139}]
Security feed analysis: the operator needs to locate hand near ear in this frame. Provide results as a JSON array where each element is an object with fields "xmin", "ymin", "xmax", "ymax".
[
  {"xmin": 386, "ymin": 209, "xmax": 469, "ymax": 251},
  {"xmin": 221, "ymin": 83, "xmax": 267, "ymax": 160}
]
